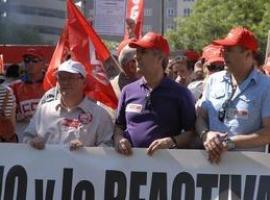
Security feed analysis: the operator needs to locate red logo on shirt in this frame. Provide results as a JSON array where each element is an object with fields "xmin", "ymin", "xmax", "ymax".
[
  {"xmin": 62, "ymin": 119, "xmax": 81, "ymax": 129},
  {"xmin": 78, "ymin": 113, "xmax": 93, "ymax": 124}
]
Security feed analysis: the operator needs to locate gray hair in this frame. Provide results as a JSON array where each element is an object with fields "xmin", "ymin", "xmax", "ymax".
[{"xmin": 118, "ymin": 45, "xmax": 136, "ymax": 67}]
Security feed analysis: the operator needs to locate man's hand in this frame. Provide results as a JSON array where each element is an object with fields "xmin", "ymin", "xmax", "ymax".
[
  {"xmin": 30, "ymin": 136, "xmax": 45, "ymax": 150},
  {"xmin": 203, "ymin": 131, "xmax": 227, "ymax": 163},
  {"xmin": 69, "ymin": 139, "xmax": 83, "ymax": 151},
  {"xmin": 114, "ymin": 136, "xmax": 132, "ymax": 156},
  {"xmin": 147, "ymin": 137, "xmax": 175, "ymax": 156}
]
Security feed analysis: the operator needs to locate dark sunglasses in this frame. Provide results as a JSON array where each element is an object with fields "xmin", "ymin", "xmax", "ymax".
[
  {"xmin": 207, "ymin": 64, "xmax": 224, "ymax": 72},
  {"xmin": 218, "ymin": 99, "xmax": 231, "ymax": 122},
  {"xmin": 24, "ymin": 57, "xmax": 41, "ymax": 64},
  {"xmin": 144, "ymin": 93, "xmax": 152, "ymax": 110}
]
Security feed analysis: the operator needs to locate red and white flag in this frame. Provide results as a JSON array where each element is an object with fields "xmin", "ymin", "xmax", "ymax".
[
  {"xmin": 116, "ymin": 0, "xmax": 144, "ymax": 55},
  {"xmin": 43, "ymin": 0, "xmax": 118, "ymax": 109},
  {"xmin": 0, "ymin": 55, "xmax": 4, "ymax": 74},
  {"xmin": 124, "ymin": 0, "xmax": 144, "ymax": 40}
]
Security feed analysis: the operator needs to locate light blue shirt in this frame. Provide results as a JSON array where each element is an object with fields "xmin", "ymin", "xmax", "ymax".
[{"xmin": 200, "ymin": 69, "xmax": 270, "ymax": 151}]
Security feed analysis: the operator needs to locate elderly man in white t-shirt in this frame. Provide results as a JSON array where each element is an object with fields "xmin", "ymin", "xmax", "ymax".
[{"xmin": 23, "ymin": 59, "xmax": 113, "ymax": 150}]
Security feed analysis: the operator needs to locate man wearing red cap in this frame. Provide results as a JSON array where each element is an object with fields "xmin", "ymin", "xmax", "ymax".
[
  {"xmin": 9, "ymin": 49, "xmax": 46, "ymax": 142},
  {"xmin": 196, "ymin": 27, "xmax": 270, "ymax": 163},
  {"xmin": 114, "ymin": 32, "xmax": 196, "ymax": 155}
]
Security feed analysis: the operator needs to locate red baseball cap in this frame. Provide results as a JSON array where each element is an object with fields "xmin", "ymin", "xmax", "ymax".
[
  {"xmin": 129, "ymin": 32, "xmax": 170, "ymax": 56},
  {"xmin": 202, "ymin": 44, "xmax": 224, "ymax": 64},
  {"xmin": 23, "ymin": 49, "xmax": 43, "ymax": 59},
  {"xmin": 184, "ymin": 50, "xmax": 200, "ymax": 62},
  {"xmin": 213, "ymin": 27, "xmax": 258, "ymax": 52}
]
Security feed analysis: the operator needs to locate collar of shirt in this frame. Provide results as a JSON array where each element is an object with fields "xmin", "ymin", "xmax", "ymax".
[
  {"xmin": 138, "ymin": 75, "xmax": 171, "ymax": 90},
  {"xmin": 55, "ymin": 96, "xmax": 92, "ymax": 113},
  {"xmin": 222, "ymin": 68, "xmax": 258, "ymax": 85}
]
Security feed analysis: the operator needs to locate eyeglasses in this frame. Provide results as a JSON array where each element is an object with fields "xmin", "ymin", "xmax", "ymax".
[
  {"xmin": 218, "ymin": 99, "xmax": 231, "ymax": 122},
  {"xmin": 144, "ymin": 93, "xmax": 152, "ymax": 110},
  {"xmin": 137, "ymin": 48, "xmax": 150, "ymax": 54},
  {"xmin": 174, "ymin": 55, "xmax": 187, "ymax": 63},
  {"xmin": 57, "ymin": 74, "xmax": 83, "ymax": 81},
  {"xmin": 24, "ymin": 57, "xmax": 41, "ymax": 64},
  {"xmin": 207, "ymin": 64, "xmax": 224, "ymax": 72}
]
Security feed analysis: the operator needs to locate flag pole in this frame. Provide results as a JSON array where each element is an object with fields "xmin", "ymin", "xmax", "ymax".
[{"xmin": 265, "ymin": 30, "xmax": 270, "ymax": 64}]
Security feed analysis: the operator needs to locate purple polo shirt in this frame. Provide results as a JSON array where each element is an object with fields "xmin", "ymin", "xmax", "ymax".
[{"xmin": 115, "ymin": 76, "xmax": 196, "ymax": 147}]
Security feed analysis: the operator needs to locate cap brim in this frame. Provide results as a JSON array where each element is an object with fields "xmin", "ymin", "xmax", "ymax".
[
  {"xmin": 207, "ymin": 57, "xmax": 224, "ymax": 64},
  {"xmin": 58, "ymin": 69, "xmax": 86, "ymax": 78},
  {"xmin": 213, "ymin": 38, "xmax": 238, "ymax": 47},
  {"xmin": 129, "ymin": 40, "xmax": 152, "ymax": 49}
]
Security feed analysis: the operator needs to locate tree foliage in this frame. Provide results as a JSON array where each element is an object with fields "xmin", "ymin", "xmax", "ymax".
[
  {"xmin": 0, "ymin": 19, "xmax": 43, "ymax": 44},
  {"xmin": 103, "ymin": 40, "xmax": 119, "ymax": 52},
  {"xmin": 166, "ymin": 0, "xmax": 270, "ymax": 54}
]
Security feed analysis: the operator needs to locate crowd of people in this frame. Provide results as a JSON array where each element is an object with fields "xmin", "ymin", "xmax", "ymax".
[{"xmin": 1, "ymin": 26, "xmax": 270, "ymax": 164}]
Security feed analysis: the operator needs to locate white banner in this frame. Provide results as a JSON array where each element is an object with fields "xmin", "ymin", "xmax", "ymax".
[
  {"xmin": 1, "ymin": 144, "xmax": 270, "ymax": 199},
  {"xmin": 94, "ymin": 0, "xmax": 126, "ymax": 37}
]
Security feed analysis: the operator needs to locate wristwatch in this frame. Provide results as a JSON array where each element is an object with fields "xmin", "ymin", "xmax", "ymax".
[
  {"xmin": 223, "ymin": 137, "xmax": 236, "ymax": 150},
  {"xmin": 200, "ymin": 129, "xmax": 209, "ymax": 140},
  {"xmin": 170, "ymin": 136, "xmax": 177, "ymax": 149}
]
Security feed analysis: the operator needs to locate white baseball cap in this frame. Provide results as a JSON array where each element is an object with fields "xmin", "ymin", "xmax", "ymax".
[{"xmin": 58, "ymin": 59, "xmax": 86, "ymax": 78}]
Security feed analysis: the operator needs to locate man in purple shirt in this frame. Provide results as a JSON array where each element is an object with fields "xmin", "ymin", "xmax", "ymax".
[{"xmin": 114, "ymin": 32, "xmax": 196, "ymax": 156}]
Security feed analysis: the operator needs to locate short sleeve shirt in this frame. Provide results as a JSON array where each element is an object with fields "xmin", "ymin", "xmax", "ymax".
[
  {"xmin": 115, "ymin": 76, "xmax": 196, "ymax": 147},
  {"xmin": 200, "ymin": 69, "xmax": 270, "ymax": 151},
  {"xmin": 23, "ymin": 97, "xmax": 113, "ymax": 146}
]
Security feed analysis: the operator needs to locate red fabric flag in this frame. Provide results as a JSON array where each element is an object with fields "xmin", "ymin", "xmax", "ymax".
[
  {"xmin": 43, "ymin": 24, "xmax": 69, "ymax": 90},
  {"xmin": 0, "ymin": 55, "xmax": 4, "ymax": 74},
  {"xmin": 0, "ymin": 54, "xmax": 5, "ymax": 80},
  {"xmin": 124, "ymin": 0, "xmax": 144, "ymax": 40},
  {"xmin": 43, "ymin": 0, "xmax": 118, "ymax": 109},
  {"xmin": 116, "ymin": 0, "xmax": 144, "ymax": 55}
]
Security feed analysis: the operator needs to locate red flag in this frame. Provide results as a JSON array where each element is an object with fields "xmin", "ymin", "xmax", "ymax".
[
  {"xmin": 116, "ymin": 0, "xmax": 144, "ymax": 55},
  {"xmin": 0, "ymin": 55, "xmax": 4, "ymax": 74},
  {"xmin": 43, "ymin": 0, "xmax": 118, "ymax": 109},
  {"xmin": 43, "ymin": 25, "xmax": 69, "ymax": 90},
  {"xmin": 0, "ymin": 54, "xmax": 5, "ymax": 80},
  {"xmin": 124, "ymin": 0, "xmax": 144, "ymax": 40}
]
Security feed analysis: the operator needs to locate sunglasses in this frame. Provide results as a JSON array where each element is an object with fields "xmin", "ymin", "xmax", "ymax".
[
  {"xmin": 24, "ymin": 57, "xmax": 41, "ymax": 64},
  {"xmin": 207, "ymin": 64, "xmax": 224, "ymax": 72},
  {"xmin": 218, "ymin": 99, "xmax": 231, "ymax": 122},
  {"xmin": 174, "ymin": 55, "xmax": 187, "ymax": 63},
  {"xmin": 144, "ymin": 92, "xmax": 152, "ymax": 110},
  {"xmin": 57, "ymin": 74, "xmax": 83, "ymax": 81}
]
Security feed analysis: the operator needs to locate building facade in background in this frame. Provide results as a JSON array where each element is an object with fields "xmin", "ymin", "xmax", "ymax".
[
  {"xmin": 0, "ymin": 0, "xmax": 66, "ymax": 44},
  {"xmin": 87, "ymin": 0, "xmax": 197, "ymax": 41},
  {"xmin": 0, "ymin": 0, "xmax": 196, "ymax": 43},
  {"xmin": 143, "ymin": 0, "xmax": 197, "ymax": 34}
]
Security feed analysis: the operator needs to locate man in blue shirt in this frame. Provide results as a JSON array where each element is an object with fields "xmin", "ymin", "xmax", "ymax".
[
  {"xmin": 196, "ymin": 27, "xmax": 270, "ymax": 163},
  {"xmin": 114, "ymin": 32, "xmax": 196, "ymax": 156}
]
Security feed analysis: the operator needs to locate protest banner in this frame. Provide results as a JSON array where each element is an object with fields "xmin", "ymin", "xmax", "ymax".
[
  {"xmin": 94, "ymin": 0, "xmax": 126, "ymax": 37},
  {"xmin": 0, "ymin": 144, "xmax": 270, "ymax": 199}
]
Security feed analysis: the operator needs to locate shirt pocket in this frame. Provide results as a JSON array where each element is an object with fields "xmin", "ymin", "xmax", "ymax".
[
  {"xmin": 229, "ymin": 95, "xmax": 258, "ymax": 125},
  {"xmin": 209, "ymin": 90, "xmax": 226, "ymax": 111},
  {"xmin": 237, "ymin": 95, "xmax": 256, "ymax": 112}
]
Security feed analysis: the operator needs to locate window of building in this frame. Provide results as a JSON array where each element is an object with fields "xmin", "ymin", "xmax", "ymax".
[
  {"xmin": 167, "ymin": 8, "xmax": 174, "ymax": 16},
  {"xmin": 35, "ymin": 25, "xmax": 63, "ymax": 35},
  {"xmin": 143, "ymin": 24, "xmax": 152, "ymax": 32},
  {"xmin": 166, "ymin": 24, "xmax": 174, "ymax": 30},
  {"xmin": 144, "ymin": 8, "xmax": 152, "ymax": 16},
  {"xmin": 7, "ymin": 5, "xmax": 65, "ymax": 19},
  {"xmin": 183, "ymin": 8, "xmax": 191, "ymax": 16}
]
